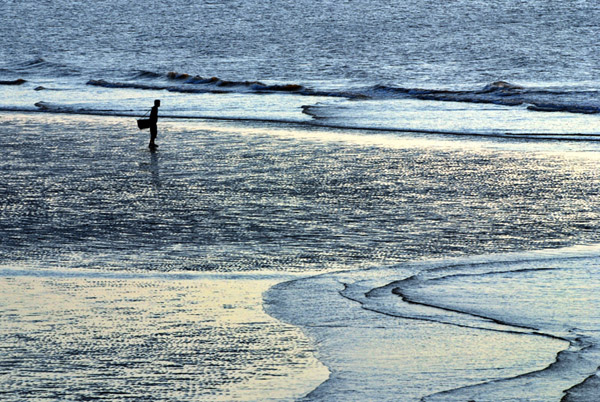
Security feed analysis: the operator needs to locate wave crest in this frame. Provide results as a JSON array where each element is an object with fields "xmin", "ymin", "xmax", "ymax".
[
  {"xmin": 85, "ymin": 72, "xmax": 600, "ymax": 116},
  {"xmin": 133, "ymin": 70, "xmax": 164, "ymax": 79},
  {"xmin": 6, "ymin": 57, "xmax": 79, "ymax": 76},
  {"xmin": 368, "ymin": 81, "xmax": 600, "ymax": 114},
  {"xmin": 482, "ymin": 80, "xmax": 525, "ymax": 92},
  {"xmin": 87, "ymin": 79, "xmax": 166, "ymax": 90},
  {"xmin": 0, "ymin": 78, "xmax": 26, "ymax": 86}
]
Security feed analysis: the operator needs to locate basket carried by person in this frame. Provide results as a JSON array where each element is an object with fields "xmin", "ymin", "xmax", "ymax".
[
  {"xmin": 137, "ymin": 108, "xmax": 151, "ymax": 130},
  {"xmin": 137, "ymin": 118, "xmax": 151, "ymax": 130}
]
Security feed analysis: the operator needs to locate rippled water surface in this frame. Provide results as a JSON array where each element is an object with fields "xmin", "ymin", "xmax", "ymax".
[
  {"xmin": 0, "ymin": 273, "xmax": 326, "ymax": 401},
  {"xmin": 3, "ymin": 0, "xmax": 600, "ymax": 85},
  {"xmin": 2, "ymin": 112, "xmax": 600, "ymax": 400},
  {"xmin": 3, "ymin": 114, "xmax": 600, "ymax": 272}
]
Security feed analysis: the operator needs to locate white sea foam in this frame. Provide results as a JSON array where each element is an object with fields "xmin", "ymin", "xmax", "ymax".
[{"xmin": 266, "ymin": 246, "xmax": 600, "ymax": 401}]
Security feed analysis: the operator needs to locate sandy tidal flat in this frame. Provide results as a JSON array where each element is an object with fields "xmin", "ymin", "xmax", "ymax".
[{"xmin": 0, "ymin": 272, "xmax": 327, "ymax": 401}]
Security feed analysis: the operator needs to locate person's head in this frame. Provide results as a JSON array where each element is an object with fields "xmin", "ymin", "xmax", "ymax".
[{"xmin": 154, "ymin": 99, "xmax": 161, "ymax": 107}]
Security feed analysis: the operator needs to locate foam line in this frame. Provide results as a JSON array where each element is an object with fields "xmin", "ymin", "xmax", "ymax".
[{"xmin": 3, "ymin": 106, "xmax": 600, "ymax": 141}]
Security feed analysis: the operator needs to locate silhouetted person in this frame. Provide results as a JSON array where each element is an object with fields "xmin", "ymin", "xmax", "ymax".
[{"xmin": 149, "ymin": 99, "xmax": 160, "ymax": 149}]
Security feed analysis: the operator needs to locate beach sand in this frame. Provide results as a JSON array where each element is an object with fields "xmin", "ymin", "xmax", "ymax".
[{"xmin": 0, "ymin": 271, "xmax": 328, "ymax": 401}]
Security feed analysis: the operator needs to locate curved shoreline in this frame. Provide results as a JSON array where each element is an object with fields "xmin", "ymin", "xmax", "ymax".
[{"xmin": 264, "ymin": 249, "xmax": 600, "ymax": 401}]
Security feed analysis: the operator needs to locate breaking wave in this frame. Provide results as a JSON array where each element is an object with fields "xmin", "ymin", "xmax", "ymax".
[
  {"xmin": 132, "ymin": 70, "xmax": 164, "ymax": 79},
  {"xmin": 87, "ymin": 72, "xmax": 354, "ymax": 98},
  {"xmin": 4, "ymin": 66, "xmax": 600, "ymax": 138},
  {"xmin": 367, "ymin": 81, "xmax": 600, "ymax": 114},
  {"xmin": 85, "ymin": 69, "xmax": 600, "ymax": 115},
  {"xmin": 86, "ymin": 78, "xmax": 304, "ymax": 95}
]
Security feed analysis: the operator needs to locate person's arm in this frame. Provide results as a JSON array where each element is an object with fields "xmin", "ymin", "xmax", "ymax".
[{"xmin": 150, "ymin": 107, "xmax": 158, "ymax": 122}]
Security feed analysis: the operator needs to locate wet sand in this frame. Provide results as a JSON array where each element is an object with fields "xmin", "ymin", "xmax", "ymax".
[
  {"xmin": 0, "ymin": 270, "xmax": 327, "ymax": 401},
  {"xmin": 3, "ymin": 112, "xmax": 600, "ymax": 401}
]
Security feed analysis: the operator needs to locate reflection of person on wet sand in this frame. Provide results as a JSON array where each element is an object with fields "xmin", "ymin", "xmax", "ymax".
[
  {"xmin": 149, "ymin": 99, "xmax": 160, "ymax": 149},
  {"xmin": 150, "ymin": 151, "xmax": 160, "ymax": 188}
]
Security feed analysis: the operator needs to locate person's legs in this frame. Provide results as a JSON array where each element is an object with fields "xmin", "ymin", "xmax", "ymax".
[{"xmin": 149, "ymin": 124, "xmax": 157, "ymax": 147}]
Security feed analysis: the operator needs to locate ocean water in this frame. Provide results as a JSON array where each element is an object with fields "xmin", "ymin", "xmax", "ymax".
[
  {"xmin": 2, "ymin": 0, "xmax": 600, "ymax": 136},
  {"xmin": 2, "ymin": 0, "xmax": 600, "ymax": 400}
]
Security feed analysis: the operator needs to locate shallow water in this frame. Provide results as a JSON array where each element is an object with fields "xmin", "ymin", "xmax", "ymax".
[
  {"xmin": 266, "ymin": 247, "xmax": 600, "ymax": 401},
  {"xmin": 3, "ymin": 114, "xmax": 600, "ymax": 274},
  {"xmin": 2, "ymin": 114, "xmax": 600, "ymax": 400}
]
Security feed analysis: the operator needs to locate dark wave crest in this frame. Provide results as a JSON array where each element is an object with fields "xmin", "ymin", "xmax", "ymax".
[
  {"xmin": 367, "ymin": 81, "xmax": 600, "ymax": 114},
  {"xmin": 0, "ymin": 78, "xmax": 26, "ymax": 85},
  {"xmin": 87, "ymin": 79, "xmax": 168, "ymax": 91},
  {"xmin": 88, "ymin": 70, "xmax": 600, "ymax": 115},
  {"xmin": 88, "ymin": 76, "xmax": 317, "ymax": 96},
  {"xmin": 166, "ymin": 71, "xmax": 307, "ymax": 92},
  {"xmin": 86, "ymin": 79, "xmax": 224, "ymax": 94},
  {"xmin": 165, "ymin": 71, "xmax": 365, "ymax": 98}
]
